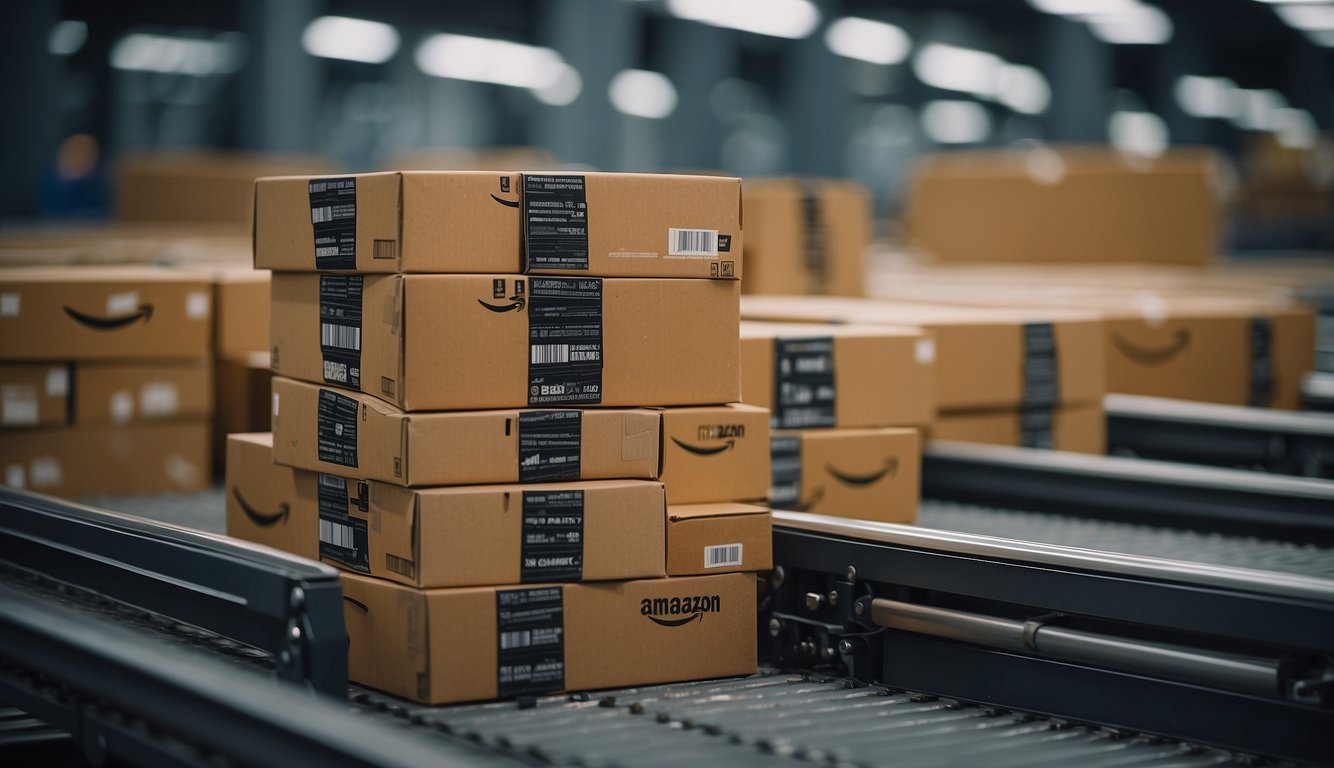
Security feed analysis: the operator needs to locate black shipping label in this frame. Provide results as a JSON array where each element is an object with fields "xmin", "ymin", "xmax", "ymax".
[
  {"xmin": 1249, "ymin": 317, "xmax": 1275, "ymax": 407},
  {"xmin": 798, "ymin": 180, "xmax": 828, "ymax": 292},
  {"xmin": 528, "ymin": 278, "xmax": 603, "ymax": 405},
  {"xmin": 496, "ymin": 587, "xmax": 565, "ymax": 699},
  {"xmin": 518, "ymin": 410, "xmax": 582, "ymax": 482},
  {"xmin": 320, "ymin": 275, "xmax": 363, "ymax": 390},
  {"xmin": 773, "ymin": 337, "xmax": 836, "ymax": 429},
  {"xmin": 1019, "ymin": 408, "xmax": 1055, "ymax": 450},
  {"xmin": 1021, "ymin": 323, "xmax": 1060, "ymax": 408},
  {"xmin": 520, "ymin": 490, "xmax": 584, "ymax": 582},
  {"xmin": 769, "ymin": 435, "xmax": 802, "ymax": 507},
  {"xmin": 309, "ymin": 177, "xmax": 357, "ymax": 269},
  {"xmin": 317, "ymin": 473, "xmax": 369, "ymax": 572},
  {"xmin": 317, "ymin": 388, "xmax": 359, "ymax": 467},
  {"xmin": 524, "ymin": 174, "xmax": 588, "ymax": 271}
]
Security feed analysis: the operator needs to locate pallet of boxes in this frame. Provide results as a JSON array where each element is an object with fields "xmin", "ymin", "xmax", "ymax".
[{"xmin": 227, "ymin": 170, "xmax": 771, "ymax": 704}]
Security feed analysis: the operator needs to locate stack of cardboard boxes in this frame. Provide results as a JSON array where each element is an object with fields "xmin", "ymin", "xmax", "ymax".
[
  {"xmin": 742, "ymin": 178, "xmax": 871, "ymax": 297},
  {"xmin": 229, "ymin": 170, "xmax": 769, "ymax": 704}
]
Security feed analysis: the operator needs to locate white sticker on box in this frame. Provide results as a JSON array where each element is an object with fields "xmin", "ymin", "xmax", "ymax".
[
  {"xmin": 186, "ymin": 291, "xmax": 210, "ymax": 320},
  {"xmin": 2, "ymin": 384, "xmax": 39, "ymax": 426},
  {"xmin": 107, "ymin": 291, "xmax": 139, "ymax": 315},
  {"xmin": 0, "ymin": 293, "xmax": 19, "ymax": 317},
  {"xmin": 915, "ymin": 338, "xmax": 936, "ymax": 366},
  {"xmin": 272, "ymin": 392, "xmax": 280, "ymax": 417},
  {"xmin": 667, "ymin": 228, "xmax": 719, "ymax": 258},
  {"xmin": 704, "ymin": 542, "xmax": 744, "ymax": 569},
  {"xmin": 165, "ymin": 454, "xmax": 201, "ymax": 488},
  {"xmin": 46, "ymin": 366, "xmax": 69, "ymax": 397},
  {"xmin": 5, "ymin": 464, "xmax": 24, "ymax": 489},
  {"xmin": 30, "ymin": 456, "xmax": 63, "ymax": 488},
  {"xmin": 109, "ymin": 390, "xmax": 135, "ymax": 424},
  {"xmin": 140, "ymin": 382, "xmax": 179, "ymax": 417}
]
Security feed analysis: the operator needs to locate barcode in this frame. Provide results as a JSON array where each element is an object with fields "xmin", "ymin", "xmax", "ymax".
[
  {"xmin": 500, "ymin": 630, "xmax": 532, "ymax": 650},
  {"xmin": 312, "ymin": 206, "xmax": 334, "ymax": 224},
  {"xmin": 704, "ymin": 543, "xmax": 743, "ymax": 569},
  {"xmin": 669, "ymin": 228, "xmax": 718, "ymax": 257},
  {"xmin": 386, "ymin": 553, "xmax": 415, "ymax": 578},
  {"xmin": 318, "ymin": 473, "xmax": 344, "ymax": 489},
  {"xmin": 320, "ymin": 519, "xmax": 355, "ymax": 549},
  {"xmin": 322, "ymin": 323, "xmax": 361, "ymax": 351},
  {"xmin": 531, "ymin": 344, "xmax": 569, "ymax": 364}
]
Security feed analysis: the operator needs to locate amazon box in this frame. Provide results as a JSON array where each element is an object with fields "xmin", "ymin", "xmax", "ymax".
[
  {"xmin": 342, "ymin": 571, "xmax": 756, "ymax": 704},
  {"xmin": 271, "ymin": 376, "xmax": 660, "ymax": 486},
  {"xmin": 658, "ymin": 404, "xmax": 771, "ymax": 504},
  {"xmin": 742, "ymin": 178, "xmax": 868, "ymax": 296},
  {"xmin": 271, "ymin": 274, "xmax": 740, "ymax": 411},
  {"xmin": 74, "ymin": 360, "xmax": 213, "ymax": 426},
  {"xmin": 216, "ymin": 353, "xmax": 273, "ymax": 471},
  {"xmin": 213, "ymin": 268, "xmax": 270, "ymax": 356},
  {"xmin": 769, "ymin": 427, "xmax": 919, "ymax": 524},
  {"xmin": 0, "ymin": 420, "xmax": 210, "ymax": 497},
  {"xmin": 739, "ymin": 321, "xmax": 934, "ymax": 429},
  {"xmin": 0, "ymin": 364, "xmax": 70, "ymax": 428},
  {"xmin": 742, "ymin": 297, "xmax": 1104, "ymax": 413},
  {"xmin": 117, "ymin": 150, "xmax": 332, "ymax": 226},
  {"xmin": 931, "ymin": 402, "xmax": 1105, "ymax": 454},
  {"xmin": 0, "ymin": 266, "xmax": 212, "ymax": 361},
  {"xmin": 331, "ymin": 479, "xmax": 666, "ymax": 588},
  {"xmin": 666, "ymin": 502, "xmax": 771, "ymax": 576},
  {"xmin": 225, "ymin": 432, "xmax": 320, "ymax": 560}
]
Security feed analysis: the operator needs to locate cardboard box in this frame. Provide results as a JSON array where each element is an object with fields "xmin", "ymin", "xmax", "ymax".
[
  {"xmin": 74, "ymin": 360, "xmax": 213, "ymax": 426},
  {"xmin": 666, "ymin": 502, "xmax": 771, "ymax": 576},
  {"xmin": 739, "ymin": 321, "xmax": 934, "ymax": 429},
  {"xmin": 769, "ymin": 428, "xmax": 920, "ymax": 524},
  {"xmin": 216, "ymin": 353, "xmax": 273, "ymax": 470},
  {"xmin": 1, "ymin": 364, "xmax": 70, "ymax": 428},
  {"xmin": 742, "ymin": 178, "xmax": 868, "ymax": 296},
  {"xmin": 0, "ymin": 420, "xmax": 210, "ymax": 497},
  {"xmin": 213, "ymin": 267, "xmax": 270, "ymax": 356},
  {"xmin": 742, "ymin": 297, "xmax": 1104, "ymax": 413},
  {"xmin": 931, "ymin": 402, "xmax": 1106, "ymax": 455},
  {"xmin": 270, "ymin": 376, "xmax": 661, "ymax": 486},
  {"xmin": 117, "ymin": 150, "xmax": 332, "ymax": 226},
  {"xmin": 0, "ymin": 266, "xmax": 212, "ymax": 361},
  {"xmin": 334, "ymin": 479, "xmax": 666, "ymax": 588},
  {"xmin": 658, "ymin": 404, "xmax": 771, "ymax": 504},
  {"xmin": 224, "ymin": 432, "xmax": 320, "ymax": 560},
  {"xmin": 906, "ymin": 148, "xmax": 1220, "ymax": 265},
  {"xmin": 271, "ymin": 274, "xmax": 740, "ymax": 411},
  {"xmin": 341, "ymin": 571, "xmax": 756, "ymax": 704}
]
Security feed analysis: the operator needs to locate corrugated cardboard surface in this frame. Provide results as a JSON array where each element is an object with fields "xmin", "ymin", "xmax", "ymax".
[
  {"xmin": 906, "ymin": 148, "xmax": 1219, "ymax": 264},
  {"xmin": 741, "ymin": 297, "xmax": 1104, "ymax": 413},
  {"xmin": 0, "ymin": 364, "xmax": 70, "ymax": 428},
  {"xmin": 270, "ymin": 376, "xmax": 661, "ymax": 486},
  {"xmin": 0, "ymin": 420, "xmax": 210, "ymax": 497},
  {"xmin": 117, "ymin": 150, "xmax": 332, "ymax": 225},
  {"xmin": 0, "ymin": 266, "xmax": 213, "ymax": 360},
  {"xmin": 771, "ymin": 427, "xmax": 920, "ymax": 524},
  {"xmin": 742, "ymin": 178, "xmax": 867, "ymax": 296},
  {"xmin": 739, "ymin": 321, "xmax": 935, "ymax": 428},
  {"xmin": 356, "ymin": 479, "xmax": 667, "ymax": 588},
  {"xmin": 215, "ymin": 352, "xmax": 272, "ymax": 470},
  {"xmin": 271, "ymin": 274, "xmax": 740, "ymax": 411},
  {"xmin": 666, "ymin": 502, "xmax": 772, "ymax": 576},
  {"xmin": 342, "ymin": 571, "xmax": 756, "ymax": 705},
  {"xmin": 74, "ymin": 360, "xmax": 213, "ymax": 426},
  {"xmin": 658, "ymin": 404, "xmax": 770, "ymax": 504},
  {"xmin": 224, "ymin": 432, "xmax": 320, "ymax": 560},
  {"xmin": 931, "ymin": 402, "xmax": 1106, "ymax": 455},
  {"xmin": 213, "ymin": 268, "xmax": 270, "ymax": 356}
]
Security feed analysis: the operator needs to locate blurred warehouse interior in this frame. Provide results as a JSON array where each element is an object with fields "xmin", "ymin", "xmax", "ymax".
[{"xmin": 1, "ymin": 0, "xmax": 1331, "ymax": 251}]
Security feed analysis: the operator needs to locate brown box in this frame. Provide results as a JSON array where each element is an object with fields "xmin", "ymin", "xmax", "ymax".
[
  {"xmin": 742, "ymin": 178, "xmax": 868, "ymax": 296},
  {"xmin": 342, "ymin": 571, "xmax": 756, "ymax": 704},
  {"xmin": 742, "ymin": 297, "xmax": 1104, "ymax": 413},
  {"xmin": 271, "ymin": 274, "xmax": 740, "ymax": 411},
  {"xmin": 0, "ymin": 420, "xmax": 210, "ymax": 497},
  {"xmin": 658, "ymin": 404, "xmax": 771, "ymax": 504},
  {"xmin": 666, "ymin": 503, "xmax": 771, "ymax": 576},
  {"xmin": 906, "ymin": 148, "xmax": 1220, "ymax": 265},
  {"xmin": 770, "ymin": 428, "xmax": 920, "ymax": 525},
  {"xmin": 739, "ymin": 321, "xmax": 934, "ymax": 429},
  {"xmin": 1, "ymin": 364, "xmax": 70, "ymax": 428},
  {"xmin": 213, "ymin": 267, "xmax": 270, "ymax": 356},
  {"xmin": 224, "ymin": 432, "xmax": 320, "ymax": 560},
  {"xmin": 74, "ymin": 360, "xmax": 213, "ymax": 426},
  {"xmin": 931, "ymin": 402, "xmax": 1106, "ymax": 455},
  {"xmin": 270, "ymin": 376, "xmax": 661, "ymax": 486},
  {"xmin": 0, "ymin": 266, "xmax": 213, "ymax": 361},
  {"xmin": 117, "ymin": 150, "xmax": 332, "ymax": 226},
  {"xmin": 215, "ymin": 353, "xmax": 273, "ymax": 470},
  {"xmin": 255, "ymin": 171, "xmax": 520, "ymax": 273},
  {"xmin": 341, "ymin": 479, "xmax": 666, "ymax": 588}
]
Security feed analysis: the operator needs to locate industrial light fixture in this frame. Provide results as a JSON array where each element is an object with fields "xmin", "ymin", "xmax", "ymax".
[
  {"xmin": 608, "ymin": 69, "xmax": 678, "ymax": 119},
  {"xmin": 301, "ymin": 16, "xmax": 399, "ymax": 64},
  {"xmin": 1029, "ymin": 0, "xmax": 1174, "ymax": 44},
  {"xmin": 921, "ymin": 100, "xmax": 992, "ymax": 144},
  {"xmin": 912, "ymin": 44, "xmax": 1051, "ymax": 115},
  {"xmin": 666, "ymin": 0, "xmax": 820, "ymax": 40},
  {"xmin": 1174, "ymin": 75, "xmax": 1242, "ymax": 119},
  {"xmin": 1108, "ymin": 110, "xmax": 1169, "ymax": 158},
  {"xmin": 825, "ymin": 17, "xmax": 911, "ymax": 65},
  {"xmin": 415, "ymin": 34, "xmax": 565, "ymax": 89},
  {"xmin": 1274, "ymin": 4, "xmax": 1334, "ymax": 29},
  {"xmin": 48, "ymin": 20, "xmax": 87, "ymax": 56},
  {"xmin": 996, "ymin": 64, "xmax": 1051, "ymax": 114},
  {"xmin": 110, "ymin": 32, "xmax": 246, "ymax": 76}
]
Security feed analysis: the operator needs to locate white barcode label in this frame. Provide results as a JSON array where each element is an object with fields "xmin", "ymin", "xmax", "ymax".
[
  {"xmin": 668, "ymin": 228, "xmax": 718, "ymax": 257},
  {"xmin": 704, "ymin": 542, "xmax": 743, "ymax": 569},
  {"xmin": 320, "ymin": 519, "xmax": 355, "ymax": 549},
  {"xmin": 107, "ymin": 291, "xmax": 139, "ymax": 315},
  {"xmin": 531, "ymin": 344, "xmax": 569, "ymax": 364},
  {"xmin": 312, "ymin": 205, "xmax": 334, "ymax": 224},
  {"xmin": 321, "ymin": 323, "xmax": 361, "ymax": 351},
  {"xmin": 500, "ymin": 629, "xmax": 533, "ymax": 650}
]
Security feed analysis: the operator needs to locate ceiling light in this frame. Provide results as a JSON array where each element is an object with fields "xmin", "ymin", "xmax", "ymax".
[
  {"xmin": 609, "ymin": 69, "xmax": 678, "ymax": 119},
  {"xmin": 666, "ymin": 0, "xmax": 820, "ymax": 39},
  {"xmin": 301, "ymin": 16, "xmax": 399, "ymax": 64},
  {"xmin": 825, "ymin": 17, "xmax": 911, "ymax": 65}
]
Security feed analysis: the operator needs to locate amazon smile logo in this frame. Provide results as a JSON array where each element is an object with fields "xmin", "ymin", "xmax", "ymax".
[
  {"xmin": 64, "ymin": 303, "xmax": 154, "ymax": 330},
  {"xmin": 490, "ymin": 194, "xmax": 520, "ymax": 208},
  {"xmin": 1111, "ymin": 329, "xmax": 1191, "ymax": 366},
  {"xmin": 478, "ymin": 297, "xmax": 526, "ymax": 312},
  {"xmin": 671, "ymin": 437, "xmax": 735, "ymax": 456},
  {"xmin": 231, "ymin": 487, "xmax": 290, "ymax": 527},
  {"xmin": 641, "ymin": 594, "xmax": 721, "ymax": 627},
  {"xmin": 826, "ymin": 457, "xmax": 898, "ymax": 487}
]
